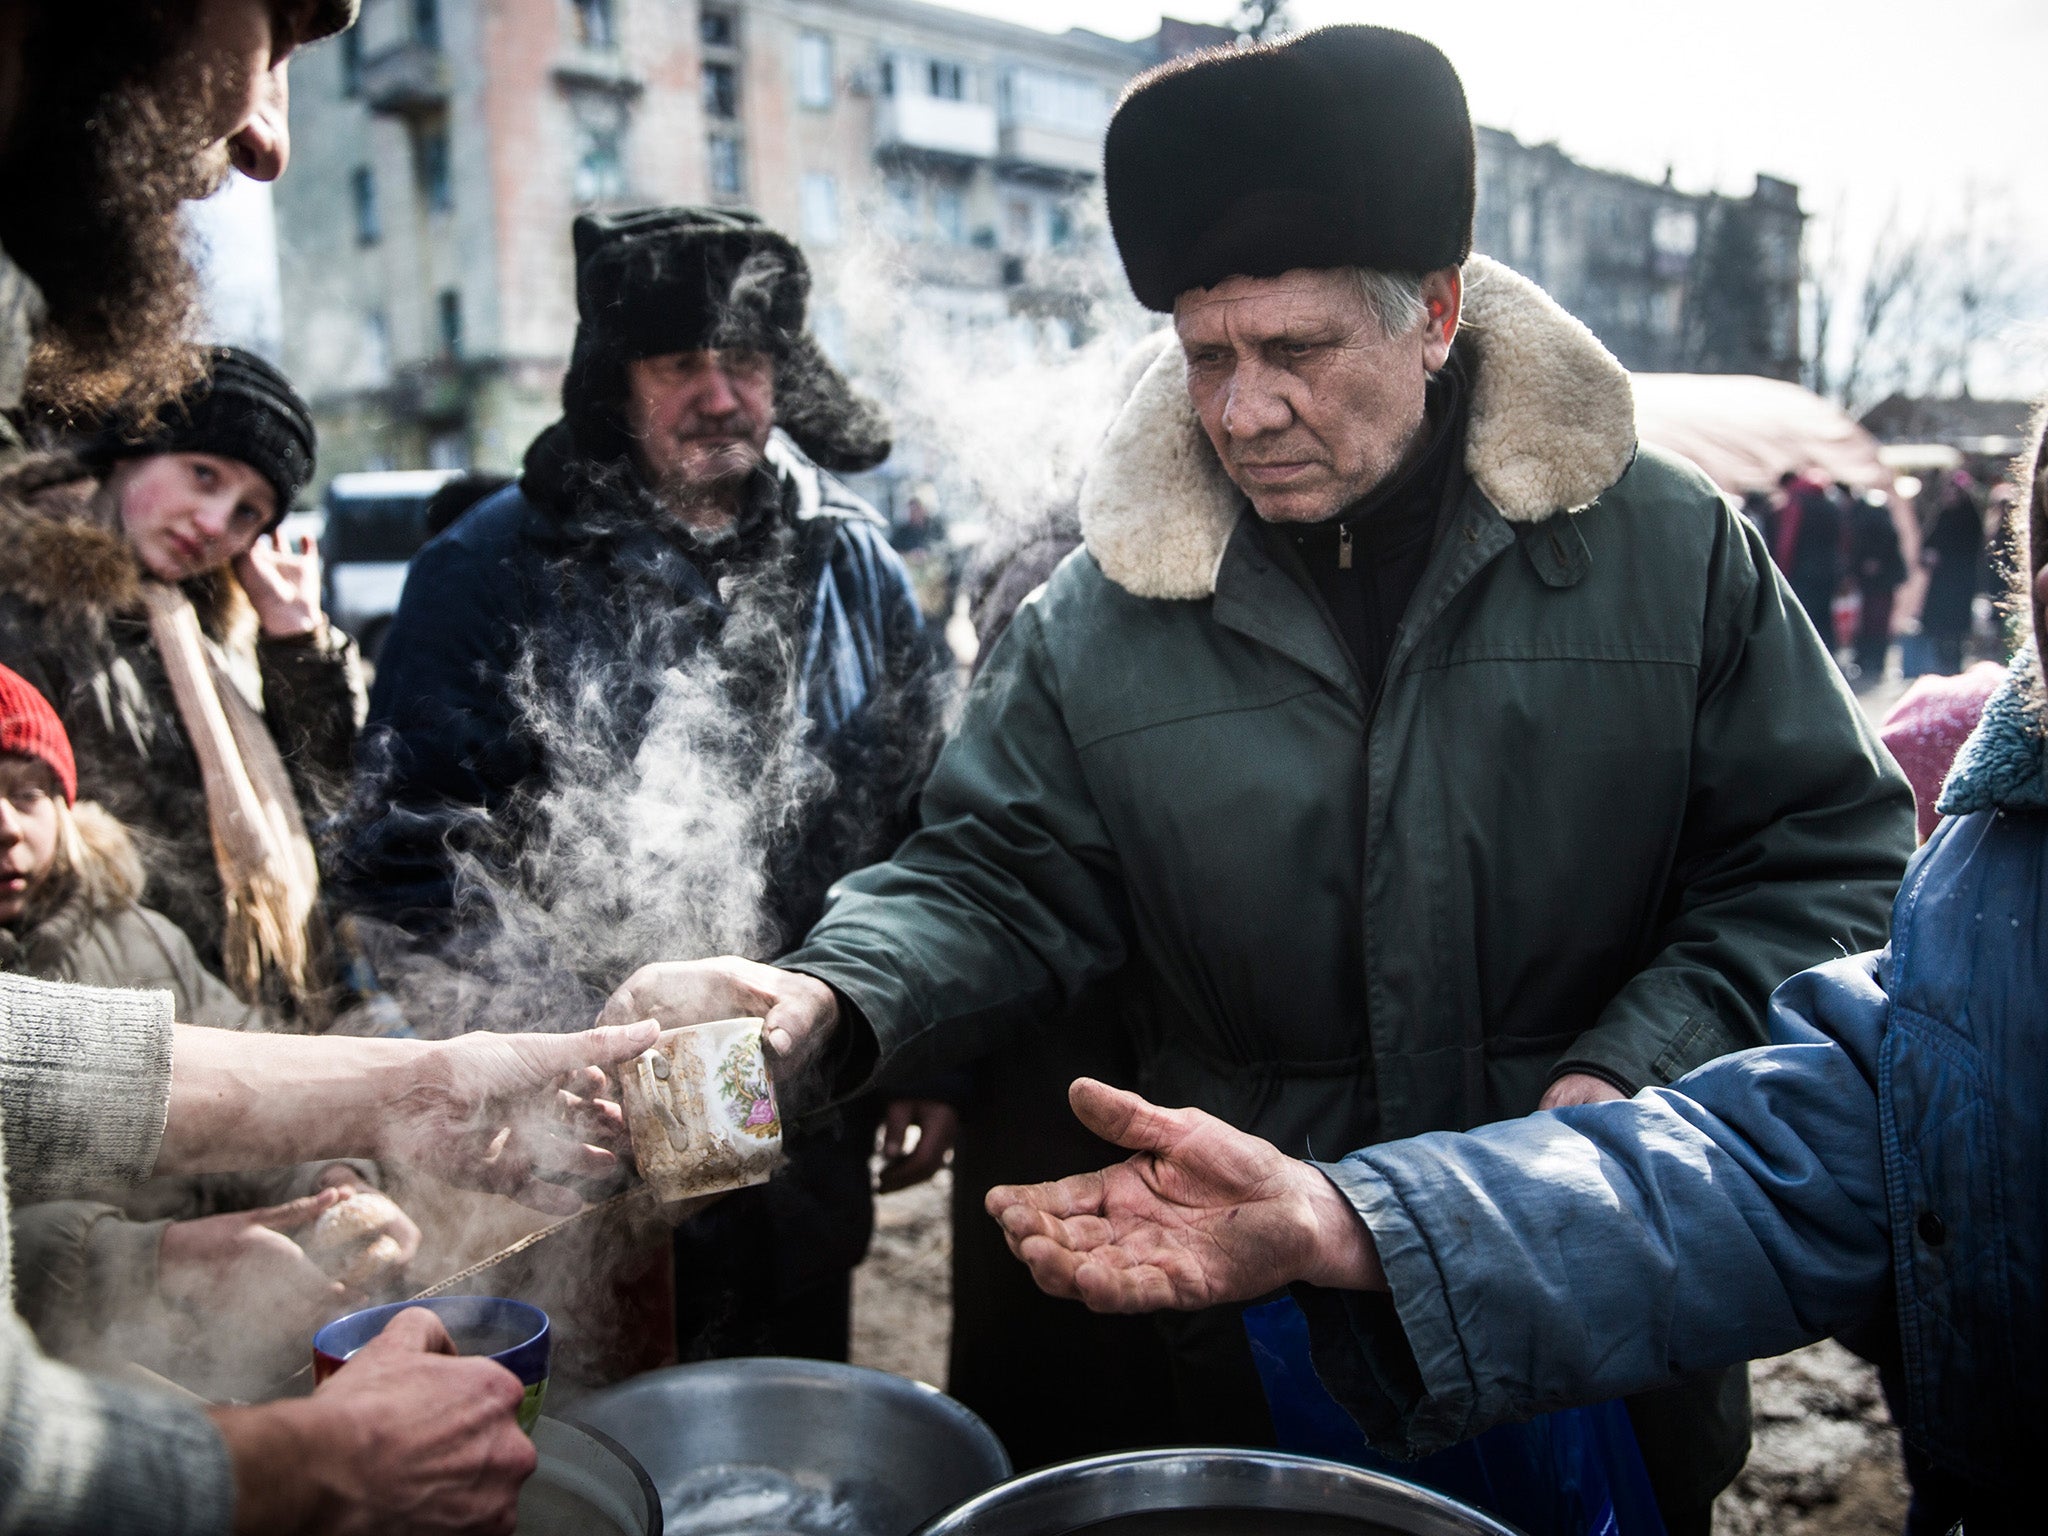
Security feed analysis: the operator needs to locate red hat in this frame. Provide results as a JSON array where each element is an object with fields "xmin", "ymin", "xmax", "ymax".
[{"xmin": 0, "ymin": 664, "xmax": 76, "ymax": 804}]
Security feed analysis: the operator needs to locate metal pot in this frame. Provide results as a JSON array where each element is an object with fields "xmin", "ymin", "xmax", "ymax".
[
  {"xmin": 573, "ymin": 1356, "xmax": 1012, "ymax": 1535},
  {"xmin": 914, "ymin": 1450, "xmax": 1525, "ymax": 1536},
  {"xmin": 518, "ymin": 1416, "xmax": 662, "ymax": 1535}
]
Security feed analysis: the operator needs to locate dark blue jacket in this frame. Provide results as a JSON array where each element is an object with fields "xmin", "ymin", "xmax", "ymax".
[
  {"xmin": 1303, "ymin": 652, "xmax": 2048, "ymax": 1516},
  {"xmin": 342, "ymin": 431, "xmax": 942, "ymax": 943}
]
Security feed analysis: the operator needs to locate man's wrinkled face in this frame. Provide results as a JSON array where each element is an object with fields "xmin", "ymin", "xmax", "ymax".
[
  {"xmin": 112, "ymin": 451, "xmax": 277, "ymax": 582},
  {"xmin": 624, "ymin": 349, "xmax": 776, "ymax": 501},
  {"xmin": 1, "ymin": 0, "xmax": 315, "ymax": 415},
  {"xmin": 0, "ymin": 756, "xmax": 62, "ymax": 927},
  {"xmin": 1175, "ymin": 267, "xmax": 1458, "ymax": 525}
]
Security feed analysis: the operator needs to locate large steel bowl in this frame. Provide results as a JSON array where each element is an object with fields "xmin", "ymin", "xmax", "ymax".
[
  {"xmin": 573, "ymin": 1357, "xmax": 1012, "ymax": 1535},
  {"xmin": 518, "ymin": 1416, "xmax": 661, "ymax": 1535},
  {"xmin": 914, "ymin": 1450, "xmax": 1525, "ymax": 1536}
]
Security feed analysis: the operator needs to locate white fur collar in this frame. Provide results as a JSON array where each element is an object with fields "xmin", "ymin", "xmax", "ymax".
[{"xmin": 1078, "ymin": 255, "xmax": 1637, "ymax": 600}]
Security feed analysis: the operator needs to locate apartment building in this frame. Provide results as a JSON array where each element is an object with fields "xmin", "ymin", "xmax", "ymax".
[
  {"xmin": 1476, "ymin": 127, "xmax": 1805, "ymax": 380},
  {"xmin": 275, "ymin": 0, "xmax": 1226, "ymax": 481}
]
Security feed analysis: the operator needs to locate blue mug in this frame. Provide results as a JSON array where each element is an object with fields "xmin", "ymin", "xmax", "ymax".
[{"xmin": 313, "ymin": 1295, "xmax": 551, "ymax": 1432}]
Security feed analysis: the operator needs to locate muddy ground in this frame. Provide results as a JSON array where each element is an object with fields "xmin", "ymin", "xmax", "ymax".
[{"xmin": 849, "ymin": 1174, "xmax": 1911, "ymax": 1535}]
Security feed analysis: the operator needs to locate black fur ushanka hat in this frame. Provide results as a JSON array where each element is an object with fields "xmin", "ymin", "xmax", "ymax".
[
  {"xmin": 1105, "ymin": 25, "xmax": 1476, "ymax": 312},
  {"xmin": 562, "ymin": 206, "xmax": 890, "ymax": 475}
]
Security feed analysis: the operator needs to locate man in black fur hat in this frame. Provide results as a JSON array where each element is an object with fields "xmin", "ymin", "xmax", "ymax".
[
  {"xmin": 343, "ymin": 206, "xmax": 955, "ymax": 1370},
  {"xmin": 599, "ymin": 28, "xmax": 1915, "ymax": 1529}
]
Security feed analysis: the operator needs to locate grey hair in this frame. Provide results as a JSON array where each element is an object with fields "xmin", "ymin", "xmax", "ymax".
[{"xmin": 1347, "ymin": 268, "xmax": 1431, "ymax": 338}]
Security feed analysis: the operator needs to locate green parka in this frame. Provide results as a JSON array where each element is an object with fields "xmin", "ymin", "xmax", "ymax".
[{"xmin": 786, "ymin": 257, "xmax": 1915, "ymax": 1158}]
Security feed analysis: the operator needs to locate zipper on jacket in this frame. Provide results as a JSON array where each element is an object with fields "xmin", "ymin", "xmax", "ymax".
[{"xmin": 1338, "ymin": 524, "xmax": 1353, "ymax": 569}]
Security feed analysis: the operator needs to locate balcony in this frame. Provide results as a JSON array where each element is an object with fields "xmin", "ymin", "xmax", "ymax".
[
  {"xmin": 875, "ymin": 94, "xmax": 997, "ymax": 162},
  {"xmin": 361, "ymin": 40, "xmax": 450, "ymax": 117},
  {"xmin": 998, "ymin": 121, "xmax": 1101, "ymax": 179}
]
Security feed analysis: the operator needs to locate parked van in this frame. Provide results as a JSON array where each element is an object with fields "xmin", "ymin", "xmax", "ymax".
[{"xmin": 320, "ymin": 469, "xmax": 462, "ymax": 662}]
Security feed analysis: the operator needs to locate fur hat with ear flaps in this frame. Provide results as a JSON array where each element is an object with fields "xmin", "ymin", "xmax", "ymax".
[
  {"xmin": 561, "ymin": 206, "xmax": 891, "ymax": 474},
  {"xmin": 1105, "ymin": 25, "xmax": 1476, "ymax": 312}
]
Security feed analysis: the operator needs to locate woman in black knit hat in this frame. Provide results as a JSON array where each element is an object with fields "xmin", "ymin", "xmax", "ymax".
[{"xmin": 0, "ymin": 344, "xmax": 362, "ymax": 1024}]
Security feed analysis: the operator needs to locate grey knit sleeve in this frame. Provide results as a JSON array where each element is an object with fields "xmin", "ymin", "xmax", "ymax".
[
  {"xmin": 0, "ymin": 973, "xmax": 174, "ymax": 1204},
  {"xmin": 0, "ymin": 1306, "xmax": 233, "ymax": 1535}
]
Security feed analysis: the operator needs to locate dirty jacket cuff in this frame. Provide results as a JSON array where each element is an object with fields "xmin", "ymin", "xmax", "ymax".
[
  {"xmin": 776, "ymin": 952, "xmax": 904, "ymax": 1100},
  {"xmin": 0, "ymin": 974, "xmax": 174, "ymax": 1202},
  {"xmin": 1301, "ymin": 1156, "xmax": 1478, "ymax": 1457}
]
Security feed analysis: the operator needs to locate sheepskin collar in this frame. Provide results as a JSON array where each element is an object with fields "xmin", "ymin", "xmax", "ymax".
[
  {"xmin": 1938, "ymin": 645, "xmax": 2048, "ymax": 817},
  {"xmin": 1079, "ymin": 255, "xmax": 1637, "ymax": 600},
  {"xmin": 0, "ymin": 459, "xmax": 255, "ymax": 644}
]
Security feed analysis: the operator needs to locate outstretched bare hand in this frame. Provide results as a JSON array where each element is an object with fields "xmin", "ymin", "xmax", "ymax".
[
  {"xmin": 986, "ymin": 1079, "xmax": 1383, "ymax": 1313},
  {"xmin": 378, "ymin": 1024, "xmax": 653, "ymax": 1215}
]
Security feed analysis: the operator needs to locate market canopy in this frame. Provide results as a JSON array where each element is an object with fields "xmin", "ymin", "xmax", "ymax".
[{"xmin": 1632, "ymin": 373, "xmax": 1891, "ymax": 496}]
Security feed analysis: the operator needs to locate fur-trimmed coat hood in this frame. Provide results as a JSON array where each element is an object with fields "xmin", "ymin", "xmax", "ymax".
[{"xmin": 1078, "ymin": 255, "xmax": 1637, "ymax": 600}]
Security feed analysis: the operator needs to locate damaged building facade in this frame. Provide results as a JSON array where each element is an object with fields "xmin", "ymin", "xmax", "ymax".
[
  {"xmin": 1476, "ymin": 128, "xmax": 1804, "ymax": 381},
  {"xmin": 275, "ymin": 0, "xmax": 1803, "ymax": 492},
  {"xmin": 276, "ymin": 0, "xmax": 1226, "ymax": 485}
]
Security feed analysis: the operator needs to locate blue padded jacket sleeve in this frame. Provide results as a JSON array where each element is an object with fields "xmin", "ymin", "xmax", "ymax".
[{"xmin": 1298, "ymin": 953, "xmax": 1897, "ymax": 1457}]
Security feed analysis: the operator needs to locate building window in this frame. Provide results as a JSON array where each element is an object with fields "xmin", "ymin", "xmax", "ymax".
[
  {"xmin": 1048, "ymin": 203, "xmax": 1074, "ymax": 248},
  {"xmin": 927, "ymin": 60, "xmax": 965, "ymax": 100},
  {"xmin": 437, "ymin": 289, "xmax": 463, "ymax": 358},
  {"xmin": 572, "ymin": 0, "xmax": 615, "ymax": 48},
  {"xmin": 800, "ymin": 172, "xmax": 839, "ymax": 245},
  {"xmin": 708, "ymin": 133, "xmax": 743, "ymax": 197},
  {"xmin": 413, "ymin": 0, "xmax": 442, "ymax": 48},
  {"xmin": 797, "ymin": 32, "xmax": 833, "ymax": 109},
  {"xmin": 574, "ymin": 121, "xmax": 628, "ymax": 204},
  {"xmin": 339, "ymin": 28, "xmax": 363, "ymax": 97},
  {"xmin": 700, "ymin": 6, "xmax": 735, "ymax": 48},
  {"xmin": 933, "ymin": 184, "xmax": 965, "ymax": 246},
  {"xmin": 703, "ymin": 61, "xmax": 738, "ymax": 120},
  {"xmin": 415, "ymin": 124, "xmax": 452, "ymax": 212},
  {"xmin": 351, "ymin": 166, "xmax": 381, "ymax": 245},
  {"xmin": 1004, "ymin": 197, "xmax": 1033, "ymax": 251},
  {"xmin": 567, "ymin": 90, "xmax": 630, "ymax": 204},
  {"xmin": 879, "ymin": 56, "xmax": 895, "ymax": 96},
  {"xmin": 363, "ymin": 310, "xmax": 392, "ymax": 384},
  {"xmin": 1004, "ymin": 67, "xmax": 1111, "ymax": 134},
  {"xmin": 884, "ymin": 175, "xmax": 920, "ymax": 240}
]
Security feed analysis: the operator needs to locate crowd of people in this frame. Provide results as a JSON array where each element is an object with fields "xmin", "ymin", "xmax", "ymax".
[
  {"xmin": 0, "ymin": 5, "xmax": 2039, "ymax": 1536},
  {"xmin": 1754, "ymin": 465, "xmax": 2017, "ymax": 691}
]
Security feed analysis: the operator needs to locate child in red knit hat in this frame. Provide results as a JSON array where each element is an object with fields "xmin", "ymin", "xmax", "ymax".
[{"xmin": 0, "ymin": 663, "xmax": 75, "ymax": 925}]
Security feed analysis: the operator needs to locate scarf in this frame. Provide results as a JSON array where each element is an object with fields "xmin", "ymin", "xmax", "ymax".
[{"xmin": 140, "ymin": 581, "xmax": 328, "ymax": 1023}]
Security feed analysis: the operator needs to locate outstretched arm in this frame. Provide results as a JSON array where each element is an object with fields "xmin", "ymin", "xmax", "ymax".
[
  {"xmin": 991, "ymin": 955, "xmax": 1898, "ymax": 1458},
  {"xmin": 160, "ymin": 1020, "xmax": 657, "ymax": 1214}
]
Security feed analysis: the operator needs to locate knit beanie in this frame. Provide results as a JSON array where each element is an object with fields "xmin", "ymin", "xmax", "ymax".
[
  {"xmin": 83, "ymin": 346, "xmax": 317, "ymax": 525},
  {"xmin": 0, "ymin": 665, "xmax": 76, "ymax": 804}
]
